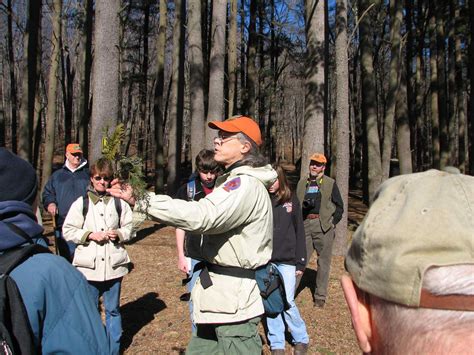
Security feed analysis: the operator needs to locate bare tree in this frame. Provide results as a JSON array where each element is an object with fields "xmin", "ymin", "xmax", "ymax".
[
  {"xmin": 333, "ymin": 0, "xmax": 350, "ymax": 256},
  {"xmin": 90, "ymin": 0, "xmax": 120, "ymax": 162},
  {"xmin": 228, "ymin": 0, "xmax": 238, "ymax": 117},
  {"xmin": 153, "ymin": 0, "xmax": 167, "ymax": 194},
  {"xmin": 188, "ymin": 0, "xmax": 206, "ymax": 166},
  {"xmin": 18, "ymin": 0, "xmax": 42, "ymax": 161},
  {"xmin": 301, "ymin": 0, "xmax": 325, "ymax": 178},
  {"xmin": 77, "ymin": 0, "xmax": 93, "ymax": 158},
  {"xmin": 360, "ymin": 0, "xmax": 382, "ymax": 203},
  {"xmin": 41, "ymin": 0, "xmax": 62, "ymax": 190},
  {"xmin": 6, "ymin": 0, "xmax": 18, "ymax": 152},
  {"xmin": 206, "ymin": 0, "xmax": 227, "ymax": 146},
  {"xmin": 167, "ymin": 0, "xmax": 186, "ymax": 194}
]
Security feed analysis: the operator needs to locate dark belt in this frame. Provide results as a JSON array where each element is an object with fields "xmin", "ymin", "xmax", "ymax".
[
  {"xmin": 183, "ymin": 262, "xmax": 256, "ymax": 289},
  {"xmin": 306, "ymin": 213, "xmax": 320, "ymax": 220}
]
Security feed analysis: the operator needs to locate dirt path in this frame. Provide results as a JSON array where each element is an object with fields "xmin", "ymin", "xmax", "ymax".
[
  {"xmin": 119, "ymin": 223, "xmax": 361, "ymax": 354},
  {"xmin": 43, "ymin": 194, "xmax": 366, "ymax": 354}
]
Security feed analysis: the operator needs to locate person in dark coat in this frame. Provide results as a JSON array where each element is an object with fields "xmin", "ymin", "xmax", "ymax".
[{"xmin": 0, "ymin": 148, "xmax": 111, "ymax": 354}]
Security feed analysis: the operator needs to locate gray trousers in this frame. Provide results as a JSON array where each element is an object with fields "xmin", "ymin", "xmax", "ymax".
[{"xmin": 304, "ymin": 218, "xmax": 335, "ymax": 301}]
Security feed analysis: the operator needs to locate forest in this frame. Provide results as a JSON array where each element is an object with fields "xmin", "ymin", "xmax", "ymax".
[{"xmin": 0, "ymin": 0, "xmax": 473, "ymax": 254}]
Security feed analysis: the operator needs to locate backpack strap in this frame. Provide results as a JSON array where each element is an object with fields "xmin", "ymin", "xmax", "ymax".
[
  {"xmin": 114, "ymin": 197, "xmax": 122, "ymax": 228},
  {"xmin": 0, "ymin": 244, "xmax": 51, "ymax": 275},
  {"xmin": 187, "ymin": 180, "xmax": 196, "ymax": 201},
  {"xmin": 82, "ymin": 194, "xmax": 89, "ymax": 222}
]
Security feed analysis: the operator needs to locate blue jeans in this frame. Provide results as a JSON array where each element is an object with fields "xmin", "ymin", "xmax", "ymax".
[
  {"xmin": 267, "ymin": 263, "xmax": 309, "ymax": 350},
  {"xmin": 188, "ymin": 258, "xmax": 201, "ymax": 334},
  {"xmin": 89, "ymin": 278, "xmax": 123, "ymax": 355}
]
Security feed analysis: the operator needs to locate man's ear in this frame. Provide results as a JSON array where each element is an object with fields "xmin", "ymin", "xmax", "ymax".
[
  {"xmin": 240, "ymin": 140, "xmax": 251, "ymax": 154},
  {"xmin": 341, "ymin": 274, "xmax": 373, "ymax": 353}
]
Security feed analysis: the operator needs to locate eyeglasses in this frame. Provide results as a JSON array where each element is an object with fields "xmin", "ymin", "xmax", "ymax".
[
  {"xmin": 71, "ymin": 153, "xmax": 82, "ymax": 157},
  {"xmin": 310, "ymin": 162, "xmax": 325, "ymax": 167},
  {"xmin": 92, "ymin": 176, "xmax": 112, "ymax": 182},
  {"xmin": 214, "ymin": 133, "xmax": 239, "ymax": 145}
]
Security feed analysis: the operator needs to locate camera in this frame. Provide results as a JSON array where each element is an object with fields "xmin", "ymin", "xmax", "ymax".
[{"xmin": 302, "ymin": 198, "xmax": 316, "ymax": 210}]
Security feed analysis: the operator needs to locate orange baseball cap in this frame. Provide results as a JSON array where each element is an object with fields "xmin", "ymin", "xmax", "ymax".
[
  {"xmin": 208, "ymin": 115, "xmax": 262, "ymax": 146},
  {"xmin": 310, "ymin": 153, "xmax": 327, "ymax": 164},
  {"xmin": 66, "ymin": 143, "xmax": 83, "ymax": 154}
]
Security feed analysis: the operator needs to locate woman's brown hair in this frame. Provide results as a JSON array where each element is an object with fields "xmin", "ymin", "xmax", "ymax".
[
  {"xmin": 89, "ymin": 158, "xmax": 114, "ymax": 179},
  {"xmin": 272, "ymin": 164, "xmax": 292, "ymax": 204}
]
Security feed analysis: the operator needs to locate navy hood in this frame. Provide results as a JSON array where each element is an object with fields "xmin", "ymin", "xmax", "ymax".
[{"xmin": 0, "ymin": 201, "xmax": 44, "ymax": 251}]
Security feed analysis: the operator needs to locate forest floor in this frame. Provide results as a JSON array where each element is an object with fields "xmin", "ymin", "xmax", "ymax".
[{"xmin": 42, "ymin": 192, "xmax": 367, "ymax": 354}]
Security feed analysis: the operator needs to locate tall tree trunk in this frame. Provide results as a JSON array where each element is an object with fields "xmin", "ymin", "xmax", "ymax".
[
  {"xmin": 470, "ymin": 0, "xmax": 474, "ymax": 174},
  {"xmin": 90, "ymin": 0, "xmax": 120, "ymax": 162},
  {"xmin": 456, "ymin": 3, "xmax": 466, "ymax": 172},
  {"xmin": 437, "ymin": 1, "xmax": 449, "ymax": 169},
  {"xmin": 137, "ymin": 2, "xmax": 150, "ymax": 158},
  {"xmin": 301, "ymin": 0, "xmax": 325, "ymax": 178},
  {"xmin": 188, "ymin": 0, "xmax": 206, "ymax": 166},
  {"xmin": 257, "ymin": 1, "xmax": 266, "ymax": 138},
  {"xmin": 206, "ymin": 0, "xmax": 227, "ymax": 146},
  {"xmin": 396, "ymin": 60, "xmax": 413, "ymax": 174},
  {"xmin": 153, "ymin": 0, "xmax": 167, "ymax": 194},
  {"xmin": 430, "ymin": 9, "xmax": 440, "ymax": 169},
  {"xmin": 41, "ymin": 0, "xmax": 62, "ymax": 190},
  {"xmin": 245, "ymin": 0, "xmax": 258, "ymax": 118},
  {"xmin": 60, "ymin": 47, "xmax": 74, "ymax": 144},
  {"xmin": 333, "ymin": 0, "xmax": 349, "ymax": 256},
  {"xmin": 77, "ymin": 0, "xmax": 93, "ymax": 158},
  {"xmin": 382, "ymin": 0, "xmax": 403, "ymax": 180},
  {"xmin": 18, "ymin": 0, "xmax": 42, "ymax": 161},
  {"xmin": 360, "ymin": 0, "xmax": 382, "ymax": 204},
  {"xmin": 228, "ymin": 0, "xmax": 238, "ymax": 117},
  {"xmin": 7, "ymin": 0, "xmax": 18, "ymax": 152},
  {"xmin": 447, "ymin": 0, "xmax": 457, "ymax": 165},
  {"xmin": 167, "ymin": 0, "xmax": 186, "ymax": 195}
]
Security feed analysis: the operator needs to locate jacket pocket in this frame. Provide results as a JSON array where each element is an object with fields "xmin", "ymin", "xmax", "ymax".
[
  {"xmin": 109, "ymin": 245, "xmax": 130, "ymax": 268},
  {"xmin": 73, "ymin": 246, "xmax": 96, "ymax": 269},
  {"xmin": 197, "ymin": 273, "xmax": 241, "ymax": 314}
]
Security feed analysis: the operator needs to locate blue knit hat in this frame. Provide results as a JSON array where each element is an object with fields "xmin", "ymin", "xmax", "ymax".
[{"xmin": 0, "ymin": 148, "xmax": 38, "ymax": 205}]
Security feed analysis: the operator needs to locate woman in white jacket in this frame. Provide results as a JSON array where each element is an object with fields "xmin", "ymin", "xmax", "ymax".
[{"xmin": 63, "ymin": 158, "xmax": 133, "ymax": 355}]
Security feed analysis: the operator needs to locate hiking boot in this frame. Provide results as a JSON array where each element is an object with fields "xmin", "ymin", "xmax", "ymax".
[
  {"xmin": 271, "ymin": 349, "xmax": 285, "ymax": 355},
  {"xmin": 294, "ymin": 342, "xmax": 309, "ymax": 355},
  {"xmin": 313, "ymin": 299, "xmax": 325, "ymax": 308}
]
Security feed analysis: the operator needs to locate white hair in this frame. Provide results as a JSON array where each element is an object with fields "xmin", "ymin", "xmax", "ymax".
[{"xmin": 369, "ymin": 264, "xmax": 474, "ymax": 354}]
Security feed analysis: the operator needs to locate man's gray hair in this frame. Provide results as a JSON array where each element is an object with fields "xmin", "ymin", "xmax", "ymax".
[
  {"xmin": 236, "ymin": 132, "xmax": 268, "ymax": 167},
  {"xmin": 370, "ymin": 264, "xmax": 474, "ymax": 354}
]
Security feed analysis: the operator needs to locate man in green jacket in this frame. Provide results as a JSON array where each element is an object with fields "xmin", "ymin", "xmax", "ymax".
[
  {"xmin": 108, "ymin": 116, "xmax": 277, "ymax": 354},
  {"xmin": 296, "ymin": 153, "xmax": 343, "ymax": 308}
]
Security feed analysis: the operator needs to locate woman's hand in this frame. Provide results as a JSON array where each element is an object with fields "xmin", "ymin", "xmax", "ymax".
[
  {"xmin": 106, "ymin": 230, "xmax": 119, "ymax": 241},
  {"xmin": 88, "ymin": 231, "xmax": 108, "ymax": 243}
]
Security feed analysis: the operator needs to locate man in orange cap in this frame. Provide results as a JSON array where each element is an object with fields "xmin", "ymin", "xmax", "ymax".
[
  {"xmin": 296, "ymin": 153, "xmax": 343, "ymax": 308},
  {"xmin": 108, "ymin": 115, "xmax": 278, "ymax": 354},
  {"xmin": 42, "ymin": 143, "xmax": 89, "ymax": 260}
]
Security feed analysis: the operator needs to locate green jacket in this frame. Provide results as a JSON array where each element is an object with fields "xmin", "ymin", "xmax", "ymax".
[
  {"xmin": 137, "ymin": 164, "xmax": 277, "ymax": 323},
  {"xmin": 296, "ymin": 174, "xmax": 343, "ymax": 233}
]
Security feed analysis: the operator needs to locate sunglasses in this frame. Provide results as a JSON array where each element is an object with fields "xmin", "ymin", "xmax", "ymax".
[{"xmin": 92, "ymin": 176, "xmax": 113, "ymax": 182}]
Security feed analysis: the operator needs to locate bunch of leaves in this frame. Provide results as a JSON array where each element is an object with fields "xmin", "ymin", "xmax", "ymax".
[{"xmin": 102, "ymin": 124, "xmax": 149, "ymax": 212}]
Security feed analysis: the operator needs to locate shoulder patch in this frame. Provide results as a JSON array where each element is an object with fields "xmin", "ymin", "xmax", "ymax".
[{"xmin": 223, "ymin": 177, "xmax": 241, "ymax": 192}]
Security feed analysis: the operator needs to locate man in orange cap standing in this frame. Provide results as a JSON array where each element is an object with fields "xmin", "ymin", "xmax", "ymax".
[
  {"xmin": 42, "ymin": 143, "xmax": 89, "ymax": 260},
  {"xmin": 108, "ymin": 116, "xmax": 278, "ymax": 354},
  {"xmin": 296, "ymin": 153, "xmax": 343, "ymax": 308}
]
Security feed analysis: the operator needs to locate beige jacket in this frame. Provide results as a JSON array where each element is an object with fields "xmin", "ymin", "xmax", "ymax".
[
  {"xmin": 137, "ymin": 164, "xmax": 277, "ymax": 323},
  {"xmin": 63, "ymin": 192, "xmax": 133, "ymax": 282}
]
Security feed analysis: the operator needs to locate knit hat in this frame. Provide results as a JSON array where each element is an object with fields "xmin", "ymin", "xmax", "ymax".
[
  {"xmin": 0, "ymin": 148, "xmax": 38, "ymax": 205},
  {"xmin": 208, "ymin": 115, "xmax": 262, "ymax": 146},
  {"xmin": 345, "ymin": 169, "xmax": 474, "ymax": 311}
]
